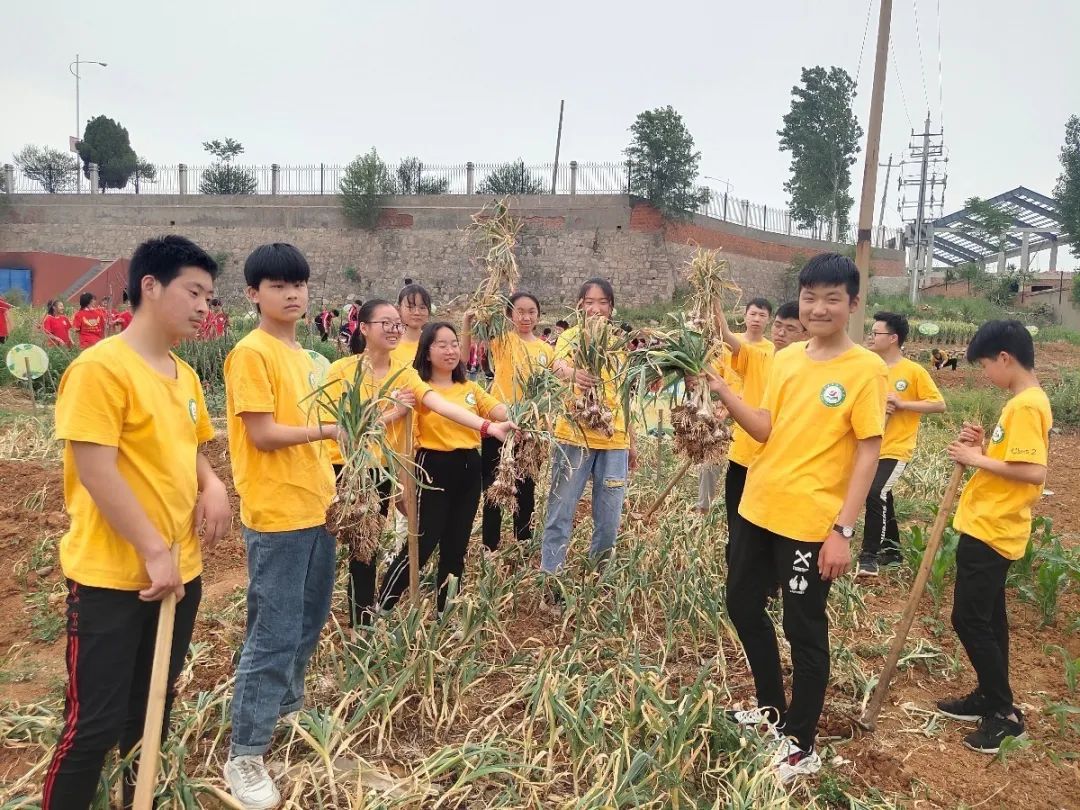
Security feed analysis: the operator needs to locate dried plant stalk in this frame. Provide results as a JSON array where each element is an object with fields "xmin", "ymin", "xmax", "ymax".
[{"xmin": 466, "ymin": 198, "xmax": 523, "ymax": 344}]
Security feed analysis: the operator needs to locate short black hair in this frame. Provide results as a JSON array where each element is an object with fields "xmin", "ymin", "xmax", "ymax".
[
  {"xmin": 966, "ymin": 319, "xmax": 1035, "ymax": 370},
  {"xmin": 243, "ymin": 243, "xmax": 310, "ymax": 289},
  {"xmin": 331, "ymin": 309, "xmax": 340, "ymax": 317},
  {"xmin": 79, "ymin": 292, "xmax": 95, "ymax": 309},
  {"xmin": 414, "ymin": 321, "xmax": 466, "ymax": 383},
  {"xmin": 578, "ymin": 277, "xmax": 615, "ymax": 306},
  {"xmin": 798, "ymin": 253, "xmax": 859, "ymax": 298},
  {"xmin": 775, "ymin": 301, "xmax": 800, "ymax": 321},
  {"xmin": 398, "ymin": 283, "xmax": 432, "ymax": 310},
  {"xmin": 210, "ymin": 297, "xmax": 222, "ymax": 308},
  {"xmin": 555, "ymin": 319, "xmax": 570, "ymax": 329},
  {"xmin": 873, "ymin": 311, "xmax": 909, "ymax": 347},
  {"xmin": 128, "ymin": 235, "xmax": 219, "ymax": 309},
  {"xmin": 746, "ymin": 297, "xmax": 773, "ymax": 315}
]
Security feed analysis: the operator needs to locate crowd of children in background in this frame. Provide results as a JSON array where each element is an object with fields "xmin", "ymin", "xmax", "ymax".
[{"xmin": 28, "ymin": 236, "xmax": 1053, "ymax": 809}]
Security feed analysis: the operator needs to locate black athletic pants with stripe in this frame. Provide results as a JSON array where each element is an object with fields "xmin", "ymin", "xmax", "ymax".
[
  {"xmin": 42, "ymin": 577, "xmax": 202, "ymax": 810},
  {"xmin": 727, "ymin": 521, "xmax": 831, "ymax": 752},
  {"xmin": 480, "ymin": 435, "xmax": 536, "ymax": 551}
]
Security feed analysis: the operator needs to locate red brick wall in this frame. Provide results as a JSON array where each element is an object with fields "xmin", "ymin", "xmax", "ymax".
[
  {"xmin": 628, "ymin": 202, "xmax": 905, "ymax": 277},
  {"xmin": 0, "ymin": 251, "xmax": 101, "ymax": 305}
]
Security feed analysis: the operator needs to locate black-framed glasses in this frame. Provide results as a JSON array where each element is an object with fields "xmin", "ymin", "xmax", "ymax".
[{"xmin": 366, "ymin": 320, "xmax": 405, "ymax": 333}]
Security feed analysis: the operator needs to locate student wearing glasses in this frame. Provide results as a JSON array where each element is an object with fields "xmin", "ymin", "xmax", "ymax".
[{"xmin": 392, "ymin": 283, "xmax": 432, "ymax": 367}]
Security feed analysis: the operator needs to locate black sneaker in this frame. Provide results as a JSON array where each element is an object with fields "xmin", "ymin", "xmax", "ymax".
[
  {"xmin": 936, "ymin": 690, "xmax": 990, "ymax": 722},
  {"xmin": 963, "ymin": 709, "xmax": 1025, "ymax": 754},
  {"xmin": 856, "ymin": 557, "xmax": 879, "ymax": 577},
  {"xmin": 878, "ymin": 550, "xmax": 902, "ymax": 568}
]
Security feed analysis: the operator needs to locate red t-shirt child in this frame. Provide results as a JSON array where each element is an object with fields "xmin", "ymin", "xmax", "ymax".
[
  {"xmin": 42, "ymin": 314, "xmax": 74, "ymax": 347},
  {"xmin": 72, "ymin": 307, "xmax": 106, "ymax": 349},
  {"xmin": 0, "ymin": 298, "xmax": 11, "ymax": 340}
]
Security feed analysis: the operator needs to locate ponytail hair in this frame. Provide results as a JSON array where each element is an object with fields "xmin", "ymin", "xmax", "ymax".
[
  {"xmin": 350, "ymin": 298, "xmax": 394, "ymax": 355},
  {"xmin": 46, "ymin": 299, "xmax": 61, "ymax": 316}
]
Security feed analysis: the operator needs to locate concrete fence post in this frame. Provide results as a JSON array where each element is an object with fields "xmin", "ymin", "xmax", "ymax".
[
  {"xmin": 320, "ymin": 163, "xmax": 325, "ymax": 195},
  {"xmin": 466, "ymin": 162, "xmax": 475, "ymax": 195},
  {"xmin": 3, "ymin": 164, "xmax": 13, "ymax": 194},
  {"xmin": 179, "ymin": 164, "xmax": 188, "ymax": 195},
  {"xmin": 722, "ymin": 192, "xmax": 728, "ymax": 221},
  {"xmin": 88, "ymin": 163, "xmax": 99, "ymax": 193},
  {"xmin": 271, "ymin": 163, "xmax": 280, "ymax": 195},
  {"xmin": 569, "ymin": 160, "xmax": 578, "ymax": 196},
  {"xmin": 742, "ymin": 200, "xmax": 749, "ymax": 226}
]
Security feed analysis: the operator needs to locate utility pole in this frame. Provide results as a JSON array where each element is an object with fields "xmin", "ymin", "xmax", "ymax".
[
  {"xmin": 877, "ymin": 155, "xmax": 893, "ymax": 234},
  {"xmin": 849, "ymin": 0, "xmax": 894, "ymax": 342},
  {"xmin": 551, "ymin": 100, "xmax": 565, "ymax": 195},
  {"xmin": 909, "ymin": 113, "xmax": 932, "ymax": 304}
]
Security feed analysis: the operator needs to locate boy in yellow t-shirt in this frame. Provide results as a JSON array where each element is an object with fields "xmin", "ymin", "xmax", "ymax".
[
  {"xmin": 223, "ymin": 244, "xmax": 340, "ymax": 809},
  {"xmin": 859, "ymin": 312, "xmax": 945, "ymax": 576},
  {"xmin": 43, "ymin": 236, "xmax": 229, "ymax": 809},
  {"xmin": 937, "ymin": 321, "xmax": 1051, "ymax": 755},
  {"xmin": 709, "ymin": 254, "xmax": 886, "ymax": 785}
]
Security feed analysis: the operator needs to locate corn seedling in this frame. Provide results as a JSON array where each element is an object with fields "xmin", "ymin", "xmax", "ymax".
[
  {"xmin": 466, "ymin": 198, "xmax": 522, "ymax": 344},
  {"xmin": 486, "ymin": 367, "xmax": 563, "ymax": 513},
  {"xmin": 564, "ymin": 312, "xmax": 629, "ymax": 438}
]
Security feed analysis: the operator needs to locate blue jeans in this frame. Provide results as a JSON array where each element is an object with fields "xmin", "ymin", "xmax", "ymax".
[
  {"xmin": 541, "ymin": 443, "xmax": 628, "ymax": 573},
  {"xmin": 230, "ymin": 524, "xmax": 336, "ymax": 757}
]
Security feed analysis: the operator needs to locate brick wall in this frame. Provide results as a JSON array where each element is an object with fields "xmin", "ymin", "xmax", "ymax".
[{"xmin": 0, "ymin": 194, "xmax": 905, "ymax": 312}]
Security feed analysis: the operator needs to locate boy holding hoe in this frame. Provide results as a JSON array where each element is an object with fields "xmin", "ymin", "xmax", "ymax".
[
  {"xmin": 707, "ymin": 253, "xmax": 887, "ymax": 784},
  {"xmin": 42, "ymin": 236, "xmax": 228, "ymax": 809},
  {"xmin": 936, "ymin": 320, "xmax": 1051, "ymax": 753}
]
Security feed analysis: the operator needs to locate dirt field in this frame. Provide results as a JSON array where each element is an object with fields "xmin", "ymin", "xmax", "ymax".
[{"xmin": 1, "ymin": 343, "xmax": 1079, "ymax": 807}]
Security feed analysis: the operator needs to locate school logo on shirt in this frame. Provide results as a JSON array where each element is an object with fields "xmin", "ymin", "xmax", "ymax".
[
  {"xmin": 820, "ymin": 383, "xmax": 846, "ymax": 407},
  {"xmin": 187, "ymin": 398, "xmax": 197, "ymax": 423},
  {"xmin": 308, "ymin": 371, "xmax": 317, "ymax": 389},
  {"xmin": 537, "ymin": 351, "xmax": 549, "ymax": 366},
  {"xmin": 895, "ymin": 379, "xmax": 909, "ymax": 392},
  {"xmin": 465, "ymin": 391, "xmax": 477, "ymax": 407},
  {"xmin": 991, "ymin": 424, "xmax": 1005, "ymax": 444}
]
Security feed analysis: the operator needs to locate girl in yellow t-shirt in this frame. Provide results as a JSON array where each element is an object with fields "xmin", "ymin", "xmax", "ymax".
[
  {"xmin": 378, "ymin": 322, "xmax": 513, "ymax": 614},
  {"xmin": 390, "ymin": 282, "xmax": 432, "ymax": 368},
  {"xmin": 324, "ymin": 301, "xmax": 514, "ymax": 625},
  {"xmin": 462, "ymin": 292, "xmax": 553, "ymax": 551}
]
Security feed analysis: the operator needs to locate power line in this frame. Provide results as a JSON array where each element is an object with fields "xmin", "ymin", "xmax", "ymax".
[
  {"xmin": 935, "ymin": 0, "xmax": 946, "ymax": 129},
  {"xmin": 853, "ymin": 0, "xmax": 875, "ymax": 88},
  {"xmin": 889, "ymin": 33, "xmax": 914, "ymax": 129},
  {"xmin": 911, "ymin": 0, "xmax": 931, "ymax": 111}
]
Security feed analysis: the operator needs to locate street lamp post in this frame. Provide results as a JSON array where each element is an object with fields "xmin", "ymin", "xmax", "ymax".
[{"xmin": 69, "ymin": 54, "xmax": 107, "ymax": 193}]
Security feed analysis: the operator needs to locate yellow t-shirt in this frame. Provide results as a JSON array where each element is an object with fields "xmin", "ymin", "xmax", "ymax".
[
  {"xmin": 740, "ymin": 342, "xmax": 888, "ymax": 542},
  {"xmin": 552, "ymin": 325, "xmax": 629, "ymax": 451},
  {"xmin": 728, "ymin": 339, "xmax": 776, "ymax": 468},
  {"xmin": 953, "ymin": 387, "xmax": 1052, "ymax": 560},
  {"xmin": 322, "ymin": 355, "xmax": 432, "ymax": 466},
  {"xmin": 390, "ymin": 338, "xmax": 420, "ymax": 369},
  {"xmin": 489, "ymin": 333, "xmax": 553, "ymax": 402},
  {"xmin": 225, "ymin": 328, "xmax": 336, "ymax": 532},
  {"xmin": 880, "ymin": 357, "xmax": 944, "ymax": 461},
  {"xmin": 55, "ymin": 337, "xmax": 213, "ymax": 590},
  {"xmin": 416, "ymin": 380, "xmax": 500, "ymax": 451}
]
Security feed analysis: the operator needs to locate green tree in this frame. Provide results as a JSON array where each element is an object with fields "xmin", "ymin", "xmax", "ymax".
[
  {"xmin": 1054, "ymin": 114, "xmax": 1080, "ymax": 260},
  {"xmin": 778, "ymin": 66, "xmax": 863, "ymax": 235},
  {"xmin": 625, "ymin": 106, "xmax": 709, "ymax": 220},
  {"xmin": 1072, "ymin": 272, "xmax": 1080, "ymax": 306},
  {"xmin": 396, "ymin": 157, "xmax": 449, "ymax": 194},
  {"xmin": 957, "ymin": 261, "xmax": 987, "ymax": 294},
  {"xmin": 199, "ymin": 138, "xmax": 257, "ymax": 195},
  {"xmin": 76, "ymin": 115, "xmax": 139, "ymax": 192},
  {"xmin": 963, "ymin": 196, "xmax": 1014, "ymax": 262},
  {"xmin": 340, "ymin": 148, "xmax": 395, "ymax": 229},
  {"xmin": 479, "ymin": 161, "xmax": 544, "ymax": 195},
  {"xmin": 13, "ymin": 145, "xmax": 78, "ymax": 193},
  {"xmin": 131, "ymin": 156, "xmax": 157, "ymax": 193}
]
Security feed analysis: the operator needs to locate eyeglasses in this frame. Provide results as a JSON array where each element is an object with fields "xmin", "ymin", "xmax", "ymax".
[
  {"xmin": 773, "ymin": 324, "xmax": 805, "ymax": 335},
  {"xmin": 403, "ymin": 303, "xmax": 429, "ymax": 313},
  {"xmin": 869, "ymin": 331, "xmax": 893, "ymax": 338},
  {"xmin": 366, "ymin": 320, "xmax": 405, "ymax": 333}
]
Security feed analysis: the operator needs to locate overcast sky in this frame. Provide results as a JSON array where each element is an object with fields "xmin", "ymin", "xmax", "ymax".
[{"xmin": 4, "ymin": 0, "xmax": 1078, "ymax": 268}]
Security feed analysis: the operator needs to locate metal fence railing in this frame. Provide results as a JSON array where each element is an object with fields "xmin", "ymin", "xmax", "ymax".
[{"xmin": 3, "ymin": 159, "xmax": 903, "ymax": 248}]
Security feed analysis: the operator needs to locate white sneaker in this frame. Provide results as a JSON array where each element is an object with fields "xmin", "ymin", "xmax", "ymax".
[
  {"xmin": 771, "ymin": 739, "xmax": 822, "ymax": 785},
  {"xmin": 725, "ymin": 707, "xmax": 782, "ymax": 740},
  {"xmin": 224, "ymin": 755, "xmax": 281, "ymax": 809}
]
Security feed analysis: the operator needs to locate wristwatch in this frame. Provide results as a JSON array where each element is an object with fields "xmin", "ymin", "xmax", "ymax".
[{"xmin": 832, "ymin": 524, "xmax": 855, "ymax": 540}]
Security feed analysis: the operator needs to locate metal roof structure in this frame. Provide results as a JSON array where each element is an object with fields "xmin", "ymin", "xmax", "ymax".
[{"xmin": 929, "ymin": 186, "xmax": 1065, "ymax": 267}]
